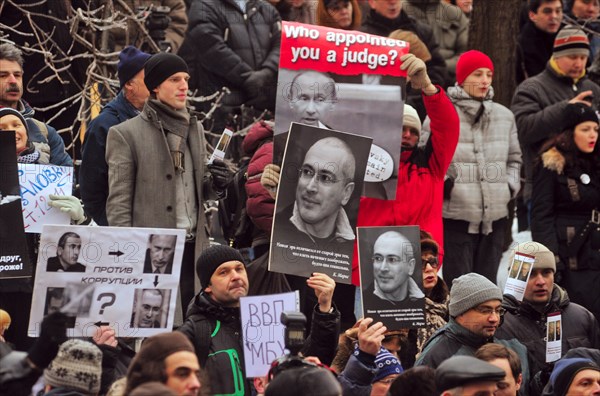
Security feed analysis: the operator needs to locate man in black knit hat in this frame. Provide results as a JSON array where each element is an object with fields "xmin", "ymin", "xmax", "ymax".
[
  {"xmin": 178, "ymin": 244, "xmax": 342, "ymax": 396},
  {"xmin": 177, "ymin": 245, "xmax": 251, "ymax": 395},
  {"xmin": 106, "ymin": 52, "xmax": 232, "ymax": 313}
]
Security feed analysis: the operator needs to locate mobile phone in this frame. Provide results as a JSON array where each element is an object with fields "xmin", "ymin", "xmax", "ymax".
[
  {"xmin": 584, "ymin": 95, "xmax": 594, "ymax": 102},
  {"xmin": 208, "ymin": 128, "xmax": 233, "ymax": 165}
]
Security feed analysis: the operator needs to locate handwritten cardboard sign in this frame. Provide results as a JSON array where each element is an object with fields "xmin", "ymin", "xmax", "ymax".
[
  {"xmin": 240, "ymin": 292, "xmax": 299, "ymax": 378},
  {"xmin": 18, "ymin": 164, "xmax": 73, "ymax": 233}
]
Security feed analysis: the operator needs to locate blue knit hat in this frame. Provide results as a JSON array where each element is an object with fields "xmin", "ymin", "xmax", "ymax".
[
  {"xmin": 372, "ymin": 347, "xmax": 403, "ymax": 383},
  {"xmin": 118, "ymin": 46, "xmax": 151, "ymax": 89},
  {"xmin": 547, "ymin": 358, "xmax": 600, "ymax": 396}
]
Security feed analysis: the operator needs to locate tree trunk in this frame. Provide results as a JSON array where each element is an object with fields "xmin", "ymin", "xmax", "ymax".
[{"xmin": 468, "ymin": 0, "xmax": 523, "ymax": 107}]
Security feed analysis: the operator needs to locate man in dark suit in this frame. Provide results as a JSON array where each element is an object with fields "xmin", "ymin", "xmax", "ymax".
[
  {"xmin": 143, "ymin": 234, "xmax": 177, "ymax": 275},
  {"xmin": 47, "ymin": 232, "xmax": 85, "ymax": 272}
]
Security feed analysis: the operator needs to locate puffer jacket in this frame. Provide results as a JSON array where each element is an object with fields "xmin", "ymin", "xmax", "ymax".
[
  {"xmin": 180, "ymin": 0, "xmax": 281, "ymax": 111},
  {"xmin": 496, "ymin": 285, "xmax": 600, "ymax": 376},
  {"xmin": 403, "ymin": 0, "xmax": 469, "ymax": 79},
  {"xmin": 243, "ymin": 121, "xmax": 275, "ymax": 236},
  {"xmin": 440, "ymin": 86, "xmax": 521, "ymax": 233}
]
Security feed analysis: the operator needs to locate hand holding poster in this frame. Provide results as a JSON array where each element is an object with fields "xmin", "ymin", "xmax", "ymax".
[
  {"xmin": 269, "ymin": 124, "xmax": 372, "ymax": 283},
  {"xmin": 240, "ymin": 292, "xmax": 299, "ymax": 377},
  {"xmin": 274, "ymin": 22, "xmax": 408, "ymax": 200},
  {"xmin": 358, "ymin": 226, "xmax": 425, "ymax": 329},
  {"xmin": 29, "ymin": 225, "xmax": 186, "ymax": 338},
  {"xmin": 18, "ymin": 163, "xmax": 73, "ymax": 233}
]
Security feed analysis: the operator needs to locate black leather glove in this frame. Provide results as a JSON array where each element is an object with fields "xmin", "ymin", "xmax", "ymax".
[
  {"xmin": 444, "ymin": 178, "xmax": 455, "ymax": 200},
  {"xmin": 27, "ymin": 312, "xmax": 69, "ymax": 369},
  {"xmin": 208, "ymin": 158, "xmax": 233, "ymax": 192}
]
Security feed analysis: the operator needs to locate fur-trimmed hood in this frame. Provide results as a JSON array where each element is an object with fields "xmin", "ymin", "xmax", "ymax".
[{"xmin": 541, "ymin": 146, "xmax": 566, "ymax": 175}]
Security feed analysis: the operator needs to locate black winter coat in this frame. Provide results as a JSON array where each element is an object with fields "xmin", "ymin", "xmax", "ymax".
[
  {"xmin": 177, "ymin": 292, "xmax": 250, "ymax": 396},
  {"xmin": 531, "ymin": 147, "xmax": 600, "ymax": 270},
  {"xmin": 516, "ymin": 21, "xmax": 557, "ymax": 84},
  {"xmin": 180, "ymin": 0, "xmax": 281, "ymax": 112},
  {"xmin": 496, "ymin": 285, "xmax": 600, "ymax": 376}
]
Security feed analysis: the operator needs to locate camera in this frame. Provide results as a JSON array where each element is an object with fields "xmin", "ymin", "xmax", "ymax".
[
  {"xmin": 268, "ymin": 311, "xmax": 314, "ymax": 380},
  {"xmin": 281, "ymin": 311, "xmax": 306, "ymax": 356},
  {"xmin": 137, "ymin": 5, "xmax": 172, "ymax": 53}
]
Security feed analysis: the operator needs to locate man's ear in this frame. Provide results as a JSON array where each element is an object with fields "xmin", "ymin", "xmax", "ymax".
[
  {"xmin": 204, "ymin": 284, "xmax": 212, "ymax": 294},
  {"xmin": 528, "ymin": 10, "xmax": 536, "ymax": 22},
  {"xmin": 407, "ymin": 257, "xmax": 416, "ymax": 276},
  {"xmin": 367, "ymin": 0, "xmax": 376, "ymax": 9},
  {"xmin": 515, "ymin": 373, "xmax": 523, "ymax": 390},
  {"xmin": 341, "ymin": 182, "xmax": 355, "ymax": 205}
]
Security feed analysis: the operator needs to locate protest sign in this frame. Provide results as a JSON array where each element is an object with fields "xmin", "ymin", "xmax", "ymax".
[
  {"xmin": 270, "ymin": 123, "xmax": 372, "ymax": 283},
  {"xmin": 274, "ymin": 22, "xmax": 408, "ymax": 200},
  {"xmin": 504, "ymin": 252, "xmax": 535, "ymax": 301},
  {"xmin": 28, "ymin": 225, "xmax": 185, "ymax": 338},
  {"xmin": 18, "ymin": 163, "xmax": 73, "ymax": 233},
  {"xmin": 358, "ymin": 226, "xmax": 425, "ymax": 329},
  {"xmin": 0, "ymin": 132, "xmax": 31, "ymax": 279},
  {"xmin": 240, "ymin": 291, "xmax": 299, "ymax": 378}
]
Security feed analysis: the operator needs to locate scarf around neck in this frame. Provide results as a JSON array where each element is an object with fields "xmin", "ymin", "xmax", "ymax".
[{"xmin": 147, "ymin": 98, "xmax": 191, "ymax": 172}]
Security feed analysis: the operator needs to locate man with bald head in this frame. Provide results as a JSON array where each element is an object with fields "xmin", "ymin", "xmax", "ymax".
[
  {"xmin": 365, "ymin": 230, "xmax": 424, "ymax": 306},
  {"xmin": 293, "ymin": 136, "xmax": 356, "ymax": 242}
]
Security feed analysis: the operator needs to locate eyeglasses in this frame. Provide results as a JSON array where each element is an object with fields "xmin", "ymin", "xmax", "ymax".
[
  {"xmin": 372, "ymin": 254, "xmax": 403, "ymax": 265},
  {"xmin": 473, "ymin": 306, "xmax": 506, "ymax": 317},
  {"xmin": 422, "ymin": 257, "xmax": 439, "ymax": 269},
  {"xmin": 298, "ymin": 166, "xmax": 345, "ymax": 185}
]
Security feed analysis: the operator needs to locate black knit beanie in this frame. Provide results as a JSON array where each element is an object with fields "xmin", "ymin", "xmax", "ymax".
[
  {"xmin": 144, "ymin": 52, "xmax": 189, "ymax": 91},
  {"xmin": 196, "ymin": 245, "xmax": 245, "ymax": 289}
]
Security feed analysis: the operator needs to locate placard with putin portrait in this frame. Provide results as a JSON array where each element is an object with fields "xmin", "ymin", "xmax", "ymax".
[
  {"xmin": 274, "ymin": 23, "xmax": 409, "ymax": 201},
  {"xmin": 29, "ymin": 224, "xmax": 185, "ymax": 338},
  {"xmin": 269, "ymin": 123, "xmax": 372, "ymax": 284},
  {"xmin": 357, "ymin": 225, "xmax": 426, "ymax": 329}
]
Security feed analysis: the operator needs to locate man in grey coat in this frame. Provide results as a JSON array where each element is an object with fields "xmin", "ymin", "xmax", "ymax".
[{"xmin": 106, "ymin": 52, "xmax": 230, "ymax": 312}]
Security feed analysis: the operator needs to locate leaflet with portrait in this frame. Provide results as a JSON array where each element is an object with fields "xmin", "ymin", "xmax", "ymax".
[{"xmin": 504, "ymin": 252, "xmax": 535, "ymax": 301}]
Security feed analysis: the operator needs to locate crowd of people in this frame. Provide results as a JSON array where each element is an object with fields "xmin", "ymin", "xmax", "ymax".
[{"xmin": 3, "ymin": 0, "xmax": 600, "ymax": 395}]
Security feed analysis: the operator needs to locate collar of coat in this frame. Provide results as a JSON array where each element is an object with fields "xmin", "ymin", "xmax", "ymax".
[{"xmin": 542, "ymin": 146, "xmax": 566, "ymax": 175}]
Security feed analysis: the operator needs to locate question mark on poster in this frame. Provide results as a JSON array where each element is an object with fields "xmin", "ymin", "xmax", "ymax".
[
  {"xmin": 97, "ymin": 293, "xmax": 116, "ymax": 314},
  {"xmin": 388, "ymin": 49, "xmax": 398, "ymax": 65}
]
